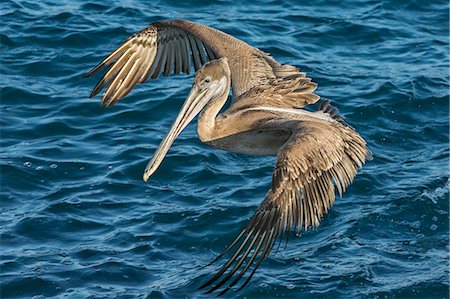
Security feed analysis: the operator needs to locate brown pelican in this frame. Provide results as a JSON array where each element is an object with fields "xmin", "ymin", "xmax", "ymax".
[{"xmin": 84, "ymin": 19, "xmax": 371, "ymax": 295}]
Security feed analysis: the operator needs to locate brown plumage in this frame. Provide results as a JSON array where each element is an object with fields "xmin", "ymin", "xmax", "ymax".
[
  {"xmin": 83, "ymin": 19, "xmax": 317, "ymax": 108},
  {"xmin": 84, "ymin": 19, "xmax": 371, "ymax": 295}
]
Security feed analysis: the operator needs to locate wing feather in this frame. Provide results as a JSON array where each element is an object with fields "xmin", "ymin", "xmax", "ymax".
[
  {"xmin": 179, "ymin": 31, "xmax": 191, "ymax": 74},
  {"xmin": 200, "ymin": 112, "xmax": 370, "ymax": 294},
  {"xmin": 204, "ymin": 43, "xmax": 217, "ymax": 60},
  {"xmin": 173, "ymin": 38, "xmax": 182, "ymax": 75},
  {"xmin": 195, "ymin": 37, "xmax": 208, "ymax": 64},
  {"xmin": 163, "ymin": 40, "xmax": 174, "ymax": 76},
  {"xmin": 84, "ymin": 21, "xmax": 219, "ymax": 106},
  {"xmin": 187, "ymin": 34, "xmax": 202, "ymax": 71},
  {"xmin": 85, "ymin": 19, "xmax": 318, "ymax": 109},
  {"xmin": 151, "ymin": 41, "xmax": 168, "ymax": 80},
  {"xmin": 89, "ymin": 47, "xmax": 134, "ymax": 98},
  {"xmin": 101, "ymin": 50, "xmax": 139, "ymax": 106},
  {"xmin": 83, "ymin": 37, "xmax": 135, "ymax": 78},
  {"xmin": 139, "ymin": 46, "xmax": 157, "ymax": 83}
]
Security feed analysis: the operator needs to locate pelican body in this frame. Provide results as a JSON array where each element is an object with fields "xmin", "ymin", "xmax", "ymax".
[{"xmin": 84, "ymin": 19, "xmax": 371, "ymax": 295}]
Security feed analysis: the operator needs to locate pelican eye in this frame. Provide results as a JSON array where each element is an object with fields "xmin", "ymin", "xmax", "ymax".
[{"xmin": 204, "ymin": 77, "xmax": 211, "ymax": 84}]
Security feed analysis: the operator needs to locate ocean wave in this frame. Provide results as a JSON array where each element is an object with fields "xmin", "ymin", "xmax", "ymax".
[{"xmin": 1, "ymin": 0, "xmax": 448, "ymax": 297}]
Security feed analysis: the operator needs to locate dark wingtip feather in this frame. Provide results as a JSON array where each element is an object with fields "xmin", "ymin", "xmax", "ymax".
[
  {"xmin": 89, "ymin": 80, "xmax": 106, "ymax": 98},
  {"xmin": 198, "ymin": 280, "xmax": 212, "ymax": 291},
  {"xmin": 82, "ymin": 69, "xmax": 95, "ymax": 78},
  {"xmin": 83, "ymin": 62, "xmax": 105, "ymax": 78},
  {"xmin": 366, "ymin": 147, "xmax": 374, "ymax": 160},
  {"xmin": 318, "ymin": 99, "xmax": 353, "ymax": 128},
  {"xmin": 198, "ymin": 210, "xmax": 279, "ymax": 296}
]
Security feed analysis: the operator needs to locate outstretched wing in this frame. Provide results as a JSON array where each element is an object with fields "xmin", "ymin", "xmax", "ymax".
[
  {"xmin": 83, "ymin": 21, "xmax": 219, "ymax": 107},
  {"xmin": 84, "ymin": 19, "xmax": 316, "ymax": 108},
  {"xmin": 166, "ymin": 20, "xmax": 319, "ymax": 104},
  {"xmin": 199, "ymin": 106, "xmax": 370, "ymax": 295}
]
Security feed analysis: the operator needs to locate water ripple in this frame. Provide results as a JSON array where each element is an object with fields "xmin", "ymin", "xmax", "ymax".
[{"xmin": 1, "ymin": 0, "xmax": 448, "ymax": 298}]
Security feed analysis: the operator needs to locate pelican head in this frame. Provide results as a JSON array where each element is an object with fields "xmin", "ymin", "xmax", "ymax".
[{"xmin": 143, "ymin": 58, "xmax": 230, "ymax": 181}]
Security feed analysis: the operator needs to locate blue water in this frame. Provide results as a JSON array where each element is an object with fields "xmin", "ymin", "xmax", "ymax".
[{"xmin": 1, "ymin": 0, "xmax": 449, "ymax": 298}]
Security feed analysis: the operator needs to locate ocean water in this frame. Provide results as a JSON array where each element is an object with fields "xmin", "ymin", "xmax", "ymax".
[{"xmin": 1, "ymin": 0, "xmax": 449, "ymax": 298}]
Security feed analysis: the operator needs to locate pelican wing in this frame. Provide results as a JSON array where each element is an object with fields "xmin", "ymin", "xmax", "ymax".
[
  {"xmin": 228, "ymin": 74, "xmax": 320, "ymax": 112},
  {"xmin": 199, "ymin": 105, "xmax": 370, "ymax": 295},
  {"xmin": 170, "ymin": 19, "xmax": 316, "ymax": 102},
  {"xmin": 85, "ymin": 19, "xmax": 317, "ymax": 108},
  {"xmin": 250, "ymin": 50, "xmax": 320, "ymax": 108},
  {"xmin": 83, "ymin": 21, "xmax": 219, "ymax": 107}
]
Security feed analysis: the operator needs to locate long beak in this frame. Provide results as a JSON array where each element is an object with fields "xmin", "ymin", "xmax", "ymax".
[{"xmin": 143, "ymin": 85, "xmax": 210, "ymax": 182}]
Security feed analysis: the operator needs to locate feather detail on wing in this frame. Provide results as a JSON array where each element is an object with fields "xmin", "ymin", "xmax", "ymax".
[
  {"xmin": 84, "ymin": 19, "xmax": 317, "ymax": 108},
  {"xmin": 199, "ymin": 106, "xmax": 370, "ymax": 295},
  {"xmin": 83, "ymin": 21, "xmax": 218, "ymax": 107},
  {"xmin": 230, "ymin": 74, "xmax": 320, "ymax": 111}
]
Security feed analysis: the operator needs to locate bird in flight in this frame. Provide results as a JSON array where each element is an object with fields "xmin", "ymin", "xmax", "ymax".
[{"xmin": 84, "ymin": 19, "xmax": 371, "ymax": 295}]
